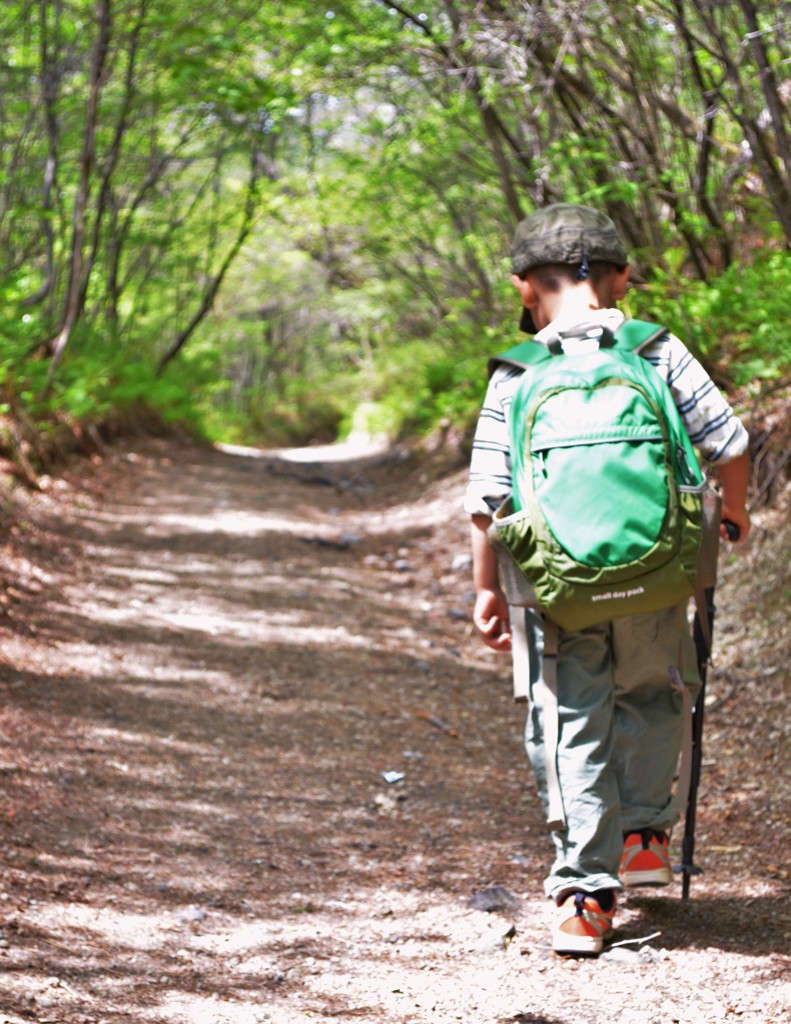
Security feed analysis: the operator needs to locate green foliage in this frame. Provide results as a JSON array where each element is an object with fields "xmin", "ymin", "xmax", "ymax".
[
  {"xmin": 632, "ymin": 248, "xmax": 791, "ymax": 387},
  {"xmin": 335, "ymin": 292, "xmax": 514, "ymax": 443},
  {"xmin": 246, "ymin": 390, "xmax": 343, "ymax": 448},
  {"xmin": 0, "ymin": 0, "xmax": 788, "ymax": 461}
]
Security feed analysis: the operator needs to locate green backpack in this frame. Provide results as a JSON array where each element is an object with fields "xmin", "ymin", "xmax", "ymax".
[{"xmin": 490, "ymin": 320, "xmax": 712, "ymax": 631}]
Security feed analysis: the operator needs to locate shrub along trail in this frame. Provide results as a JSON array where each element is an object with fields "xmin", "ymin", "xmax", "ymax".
[{"xmin": 0, "ymin": 439, "xmax": 788, "ymax": 1024}]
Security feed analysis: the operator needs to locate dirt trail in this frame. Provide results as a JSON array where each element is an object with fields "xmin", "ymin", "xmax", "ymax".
[{"xmin": 0, "ymin": 439, "xmax": 788, "ymax": 1024}]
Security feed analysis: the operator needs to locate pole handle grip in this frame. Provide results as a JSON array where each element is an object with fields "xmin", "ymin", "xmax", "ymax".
[{"xmin": 723, "ymin": 519, "xmax": 740, "ymax": 541}]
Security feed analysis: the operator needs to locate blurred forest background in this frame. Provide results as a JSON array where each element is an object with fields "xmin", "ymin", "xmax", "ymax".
[{"xmin": 0, "ymin": 0, "xmax": 789, "ymax": 499}]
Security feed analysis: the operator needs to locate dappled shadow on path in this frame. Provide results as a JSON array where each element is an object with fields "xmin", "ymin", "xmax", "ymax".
[
  {"xmin": 619, "ymin": 893, "xmax": 790, "ymax": 957},
  {"xmin": 0, "ymin": 440, "xmax": 787, "ymax": 1023},
  {"xmin": 0, "ymin": 442, "xmax": 547, "ymax": 1019}
]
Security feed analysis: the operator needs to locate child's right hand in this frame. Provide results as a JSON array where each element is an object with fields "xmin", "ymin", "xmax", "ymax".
[
  {"xmin": 473, "ymin": 588, "xmax": 512, "ymax": 652},
  {"xmin": 720, "ymin": 505, "xmax": 750, "ymax": 543}
]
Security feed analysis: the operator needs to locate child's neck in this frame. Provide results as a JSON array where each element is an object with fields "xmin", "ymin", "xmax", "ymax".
[
  {"xmin": 538, "ymin": 283, "xmax": 609, "ymax": 330},
  {"xmin": 545, "ymin": 282, "xmax": 606, "ymax": 321}
]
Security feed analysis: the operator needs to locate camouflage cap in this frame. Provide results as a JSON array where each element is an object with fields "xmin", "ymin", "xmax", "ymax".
[{"xmin": 510, "ymin": 203, "xmax": 628, "ymax": 277}]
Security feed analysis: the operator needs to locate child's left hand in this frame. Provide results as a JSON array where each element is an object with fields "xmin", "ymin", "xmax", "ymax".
[{"xmin": 473, "ymin": 587, "xmax": 512, "ymax": 652}]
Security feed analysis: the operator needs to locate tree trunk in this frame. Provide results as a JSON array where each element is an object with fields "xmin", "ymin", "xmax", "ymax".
[{"xmin": 43, "ymin": 0, "xmax": 112, "ymax": 384}]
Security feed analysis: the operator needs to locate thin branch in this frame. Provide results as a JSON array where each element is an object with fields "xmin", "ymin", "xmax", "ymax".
[{"xmin": 156, "ymin": 152, "xmax": 262, "ymax": 374}]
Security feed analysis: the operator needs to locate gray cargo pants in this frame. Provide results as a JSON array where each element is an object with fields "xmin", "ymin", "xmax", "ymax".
[{"xmin": 520, "ymin": 604, "xmax": 701, "ymax": 902}]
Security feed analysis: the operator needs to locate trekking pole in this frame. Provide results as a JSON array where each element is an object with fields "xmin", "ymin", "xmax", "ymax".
[{"xmin": 681, "ymin": 519, "xmax": 739, "ymax": 901}]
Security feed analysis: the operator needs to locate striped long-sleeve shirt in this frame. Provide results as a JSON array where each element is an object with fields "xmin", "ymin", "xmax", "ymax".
[{"xmin": 465, "ymin": 308, "xmax": 750, "ymax": 517}]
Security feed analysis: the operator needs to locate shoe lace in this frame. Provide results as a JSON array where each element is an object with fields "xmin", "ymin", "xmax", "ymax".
[
  {"xmin": 641, "ymin": 828, "xmax": 666, "ymax": 849},
  {"xmin": 627, "ymin": 827, "xmax": 666, "ymax": 850}
]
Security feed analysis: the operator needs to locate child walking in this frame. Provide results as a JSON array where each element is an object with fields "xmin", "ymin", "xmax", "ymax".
[{"xmin": 465, "ymin": 203, "xmax": 750, "ymax": 955}]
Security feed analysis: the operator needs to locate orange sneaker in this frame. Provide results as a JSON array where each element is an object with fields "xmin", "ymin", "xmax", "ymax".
[
  {"xmin": 619, "ymin": 829, "xmax": 673, "ymax": 887},
  {"xmin": 552, "ymin": 891, "xmax": 615, "ymax": 955}
]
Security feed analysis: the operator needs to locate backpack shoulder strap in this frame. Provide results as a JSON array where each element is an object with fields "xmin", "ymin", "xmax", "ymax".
[
  {"xmin": 610, "ymin": 318, "xmax": 668, "ymax": 354},
  {"xmin": 488, "ymin": 340, "xmax": 551, "ymax": 377},
  {"xmin": 490, "ymin": 319, "xmax": 668, "ymax": 376}
]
